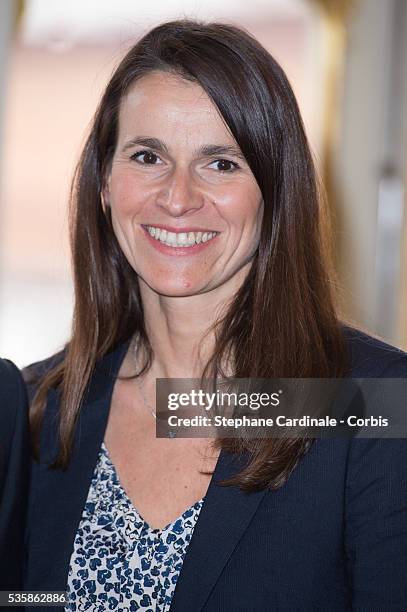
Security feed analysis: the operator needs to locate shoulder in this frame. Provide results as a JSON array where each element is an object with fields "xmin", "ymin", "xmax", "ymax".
[
  {"xmin": 22, "ymin": 349, "xmax": 66, "ymax": 400},
  {"xmin": 23, "ymin": 349, "xmax": 66, "ymax": 383},
  {"xmin": 341, "ymin": 323, "xmax": 407, "ymax": 376},
  {"xmin": 22, "ymin": 340, "xmax": 130, "ymax": 412}
]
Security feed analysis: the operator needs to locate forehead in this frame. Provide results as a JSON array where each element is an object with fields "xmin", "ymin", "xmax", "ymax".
[{"xmin": 117, "ymin": 70, "xmax": 235, "ymax": 143}]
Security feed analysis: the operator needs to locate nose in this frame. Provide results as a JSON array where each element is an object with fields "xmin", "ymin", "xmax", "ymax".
[{"xmin": 155, "ymin": 166, "xmax": 204, "ymax": 217}]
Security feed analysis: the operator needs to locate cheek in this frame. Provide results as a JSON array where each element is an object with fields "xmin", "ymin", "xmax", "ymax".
[
  {"xmin": 215, "ymin": 182, "xmax": 263, "ymax": 232},
  {"xmin": 109, "ymin": 169, "xmax": 145, "ymax": 218}
]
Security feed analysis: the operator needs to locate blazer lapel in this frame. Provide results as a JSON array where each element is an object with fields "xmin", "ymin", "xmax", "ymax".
[
  {"xmin": 25, "ymin": 340, "xmax": 131, "ymax": 590},
  {"xmin": 170, "ymin": 451, "xmax": 267, "ymax": 611}
]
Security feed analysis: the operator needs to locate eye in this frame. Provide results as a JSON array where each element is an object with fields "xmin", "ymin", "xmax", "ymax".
[
  {"xmin": 208, "ymin": 159, "xmax": 240, "ymax": 173},
  {"xmin": 130, "ymin": 150, "xmax": 163, "ymax": 165}
]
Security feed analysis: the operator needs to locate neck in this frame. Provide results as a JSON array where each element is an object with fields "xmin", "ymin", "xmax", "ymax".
[{"xmin": 136, "ymin": 272, "xmax": 246, "ymax": 379}]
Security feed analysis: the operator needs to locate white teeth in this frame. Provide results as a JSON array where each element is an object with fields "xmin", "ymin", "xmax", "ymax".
[
  {"xmin": 145, "ymin": 226, "xmax": 218, "ymax": 247},
  {"xmin": 166, "ymin": 232, "xmax": 176, "ymax": 245},
  {"xmin": 177, "ymin": 232, "xmax": 188, "ymax": 246}
]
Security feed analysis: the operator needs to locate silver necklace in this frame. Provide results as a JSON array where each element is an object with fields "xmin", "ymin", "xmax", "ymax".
[
  {"xmin": 134, "ymin": 340, "xmax": 177, "ymax": 439},
  {"xmin": 135, "ymin": 375, "xmax": 156, "ymax": 420}
]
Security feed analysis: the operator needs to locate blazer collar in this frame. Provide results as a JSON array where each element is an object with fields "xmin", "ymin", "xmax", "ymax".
[
  {"xmin": 28, "ymin": 339, "xmax": 267, "ymax": 608},
  {"xmin": 170, "ymin": 451, "xmax": 267, "ymax": 611}
]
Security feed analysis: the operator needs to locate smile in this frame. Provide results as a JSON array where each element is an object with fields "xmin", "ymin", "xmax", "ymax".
[{"xmin": 142, "ymin": 225, "xmax": 220, "ymax": 248}]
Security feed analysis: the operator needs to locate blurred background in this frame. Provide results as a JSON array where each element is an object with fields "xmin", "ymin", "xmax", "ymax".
[{"xmin": 0, "ymin": 0, "xmax": 406, "ymax": 367}]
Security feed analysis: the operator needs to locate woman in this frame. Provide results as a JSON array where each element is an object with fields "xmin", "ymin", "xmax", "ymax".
[
  {"xmin": 0, "ymin": 358, "xmax": 29, "ymax": 594},
  {"xmin": 24, "ymin": 20, "xmax": 407, "ymax": 611}
]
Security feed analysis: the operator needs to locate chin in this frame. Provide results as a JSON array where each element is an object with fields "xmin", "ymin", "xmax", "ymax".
[{"xmin": 148, "ymin": 278, "xmax": 205, "ymax": 297}]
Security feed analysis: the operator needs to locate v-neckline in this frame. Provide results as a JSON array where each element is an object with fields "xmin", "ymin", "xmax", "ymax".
[{"xmin": 101, "ymin": 440, "xmax": 205, "ymax": 533}]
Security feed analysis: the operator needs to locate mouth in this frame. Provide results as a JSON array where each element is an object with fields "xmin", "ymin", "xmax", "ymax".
[{"xmin": 141, "ymin": 224, "xmax": 220, "ymax": 248}]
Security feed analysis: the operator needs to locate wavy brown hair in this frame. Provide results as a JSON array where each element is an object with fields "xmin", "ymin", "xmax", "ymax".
[{"xmin": 28, "ymin": 19, "xmax": 349, "ymax": 491}]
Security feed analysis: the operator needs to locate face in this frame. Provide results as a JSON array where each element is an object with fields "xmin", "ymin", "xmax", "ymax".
[{"xmin": 105, "ymin": 70, "xmax": 263, "ymax": 299}]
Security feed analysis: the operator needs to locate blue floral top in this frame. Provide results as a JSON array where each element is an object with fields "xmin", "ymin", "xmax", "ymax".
[{"xmin": 65, "ymin": 442, "xmax": 204, "ymax": 611}]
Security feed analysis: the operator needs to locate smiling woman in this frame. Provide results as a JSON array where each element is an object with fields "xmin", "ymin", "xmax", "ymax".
[{"xmin": 23, "ymin": 19, "xmax": 407, "ymax": 612}]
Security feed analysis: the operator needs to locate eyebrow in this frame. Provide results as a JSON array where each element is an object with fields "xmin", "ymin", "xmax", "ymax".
[
  {"xmin": 122, "ymin": 137, "xmax": 168, "ymax": 154},
  {"xmin": 201, "ymin": 144, "xmax": 246, "ymax": 160},
  {"xmin": 121, "ymin": 136, "xmax": 246, "ymax": 160}
]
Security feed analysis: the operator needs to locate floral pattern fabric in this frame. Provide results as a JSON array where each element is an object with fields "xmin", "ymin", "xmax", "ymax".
[{"xmin": 65, "ymin": 441, "xmax": 204, "ymax": 611}]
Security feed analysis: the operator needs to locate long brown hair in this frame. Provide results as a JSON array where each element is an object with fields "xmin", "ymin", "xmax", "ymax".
[{"xmin": 29, "ymin": 19, "xmax": 349, "ymax": 491}]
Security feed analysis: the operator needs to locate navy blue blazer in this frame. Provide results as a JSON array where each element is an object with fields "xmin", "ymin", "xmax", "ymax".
[
  {"xmin": 24, "ymin": 327, "xmax": 407, "ymax": 611},
  {"xmin": 0, "ymin": 359, "xmax": 29, "ymax": 592}
]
